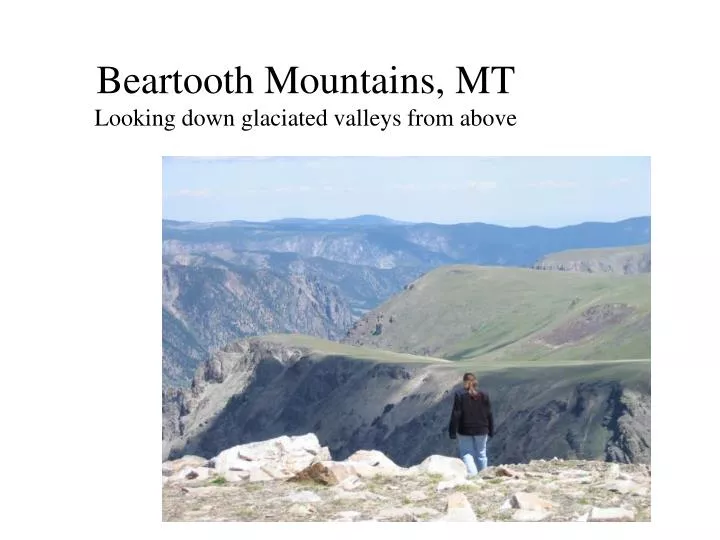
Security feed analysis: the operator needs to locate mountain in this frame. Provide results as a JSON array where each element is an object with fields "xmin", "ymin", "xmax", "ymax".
[
  {"xmin": 343, "ymin": 265, "xmax": 650, "ymax": 362},
  {"xmin": 163, "ymin": 216, "xmax": 651, "ymax": 269},
  {"xmin": 533, "ymin": 244, "xmax": 651, "ymax": 274},
  {"xmin": 162, "ymin": 252, "xmax": 420, "ymax": 386},
  {"xmin": 162, "ymin": 335, "xmax": 650, "ymax": 468},
  {"xmin": 162, "ymin": 216, "xmax": 650, "ymax": 386},
  {"xmin": 268, "ymin": 215, "xmax": 408, "ymax": 226},
  {"xmin": 162, "ymin": 255, "xmax": 355, "ymax": 386}
]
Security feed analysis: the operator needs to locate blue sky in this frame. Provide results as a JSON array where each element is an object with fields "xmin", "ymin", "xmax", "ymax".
[{"xmin": 162, "ymin": 156, "xmax": 650, "ymax": 227}]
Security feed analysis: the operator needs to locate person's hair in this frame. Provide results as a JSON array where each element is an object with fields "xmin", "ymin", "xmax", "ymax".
[{"xmin": 462, "ymin": 372, "xmax": 478, "ymax": 396}]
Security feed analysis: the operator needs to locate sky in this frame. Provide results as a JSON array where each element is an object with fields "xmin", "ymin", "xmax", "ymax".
[{"xmin": 162, "ymin": 156, "xmax": 650, "ymax": 227}]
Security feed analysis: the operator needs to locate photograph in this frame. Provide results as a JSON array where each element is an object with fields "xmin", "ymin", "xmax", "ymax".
[{"xmin": 161, "ymin": 156, "xmax": 651, "ymax": 522}]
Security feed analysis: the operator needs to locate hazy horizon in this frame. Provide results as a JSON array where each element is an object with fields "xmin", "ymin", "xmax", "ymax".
[
  {"xmin": 162, "ymin": 213, "xmax": 650, "ymax": 229},
  {"xmin": 162, "ymin": 156, "xmax": 650, "ymax": 227}
]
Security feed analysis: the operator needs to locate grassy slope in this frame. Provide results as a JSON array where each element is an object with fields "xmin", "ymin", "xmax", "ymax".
[
  {"xmin": 260, "ymin": 333, "xmax": 449, "ymax": 364},
  {"xmin": 256, "ymin": 333, "xmax": 649, "ymax": 375},
  {"xmin": 344, "ymin": 265, "xmax": 650, "ymax": 362}
]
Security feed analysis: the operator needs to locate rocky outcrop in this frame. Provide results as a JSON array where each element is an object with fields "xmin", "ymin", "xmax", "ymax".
[
  {"xmin": 162, "ymin": 337, "xmax": 650, "ymax": 467},
  {"xmin": 533, "ymin": 244, "xmax": 651, "ymax": 275},
  {"xmin": 162, "ymin": 433, "xmax": 651, "ymax": 522},
  {"xmin": 162, "ymin": 257, "xmax": 355, "ymax": 386}
]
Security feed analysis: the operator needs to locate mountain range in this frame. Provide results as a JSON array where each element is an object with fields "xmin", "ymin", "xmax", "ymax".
[{"xmin": 162, "ymin": 216, "xmax": 650, "ymax": 386}]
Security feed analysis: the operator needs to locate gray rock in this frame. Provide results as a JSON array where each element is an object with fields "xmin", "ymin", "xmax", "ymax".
[{"xmin": 417, "ymin": 455, "xmax": 467, "ymax": 480}]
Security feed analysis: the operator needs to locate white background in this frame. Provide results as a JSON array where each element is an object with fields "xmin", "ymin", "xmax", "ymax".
[{"xmin": 2, "ymin": 0, "xmax": 719, "ymax": 537}]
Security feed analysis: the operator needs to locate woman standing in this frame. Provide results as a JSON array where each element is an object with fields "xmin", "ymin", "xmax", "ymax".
[{"xmin": 448, "ymin": 372, "xmax": 495, "ymax": 476}]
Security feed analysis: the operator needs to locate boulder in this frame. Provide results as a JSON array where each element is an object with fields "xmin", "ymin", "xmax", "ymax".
[
  {"xmin": 604, "ymin": 463, "xmax": 621, "ymax": 481},
  {"xmin": 588, "ymin": 507, "xmax": 635, "ymax": 522},
  {"xmin": 407, "ymin": 490, "xmax": 428, "ymax": 502},
  {"xmin": 162, "ymin": 455, "xmax": 209, "ymax": 476},
  {"xmin": 510, "ymin": 492, "xmax": 555, "ymax": 511},
  {"xmin": 224, "ymin": 470, "xmax": 250, "ymax": 482},
  {"xmin": 346, "ymin": 449, "xmax": 406, "ymax": 478},
  {"xmin": 440, "ymin": 493, "xmax": 477, "ymax": 522},
  {"xmin": 348, "ymin": 449, "xmax": 399, "ymax": 469},
  {"xmin": 311, "ymin": 446, "xmax": 332, "ymax": 464},
  {"xmin": 209, "ymin": 433, "xmax": 323, "ymax": 480},
  {"xmin": 417, "ymin": 455, "xmax": 467, "ymax": 480}
]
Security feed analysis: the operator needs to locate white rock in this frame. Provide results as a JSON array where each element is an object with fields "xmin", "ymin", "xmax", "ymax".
[
  {"xmin": 440, "ymin": 493, "xmax": 477, "ymax": 522},
  {"xmin": 248, "ymin": 468, "xmax": 273, "ymax": 482},
  {"xmin": 605, "ymin": 463, "xmax": 621, "ymax": 481},
  {"xmin": 511, "ymin": 492, "xmax": 555, "ymax": 511},
  {"xmin": 224, "ymin": 470, "xmax": 250, "ymax": 482},
  {"xmin": 162, "ymin": 455, "xmax": 209, "ymax": 476},
  {"xmin": 588, "ymin": 507, "xmax": 635, "ymax": 522},
  {"xmin": 348, "ymin": 449, "xmax": 399, "ymax": 469},
  {"xmin": 210, "ymin": 433, "xmax": 321, "ymax": 476},
  {"xmin": 418, "ymin": 455, "xmax": 467, "ymax": 480}
]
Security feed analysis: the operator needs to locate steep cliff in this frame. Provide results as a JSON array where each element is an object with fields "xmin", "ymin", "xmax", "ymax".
[{"xmin": 163, "ymin": 336, "xmax": 650, "ymax": 467}]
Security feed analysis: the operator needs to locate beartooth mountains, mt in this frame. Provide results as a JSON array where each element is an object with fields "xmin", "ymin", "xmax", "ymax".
[{"xmin": 162, "ymin": 216, "xmax": 650, "ymax": 386}]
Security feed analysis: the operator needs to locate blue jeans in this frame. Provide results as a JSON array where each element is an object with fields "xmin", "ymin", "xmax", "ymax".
[{"xmin": 457, "ymin": 434, "xmax": 488, "ymax": 476}]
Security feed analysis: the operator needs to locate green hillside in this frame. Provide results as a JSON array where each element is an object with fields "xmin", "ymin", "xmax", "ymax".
[{"xmin": 343, "ymin": 265, "xmax": 650, "ymax": 362}]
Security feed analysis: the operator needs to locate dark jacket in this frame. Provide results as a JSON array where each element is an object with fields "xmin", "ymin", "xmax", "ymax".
[{"xmin": 448, "ymin": 389, "xmax": 494, "ymax": 439}]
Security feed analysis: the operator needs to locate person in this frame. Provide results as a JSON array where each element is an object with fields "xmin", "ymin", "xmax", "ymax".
[{"xmin": 448, "ymin": 372, "xmax": 495, "ymax": 476}]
